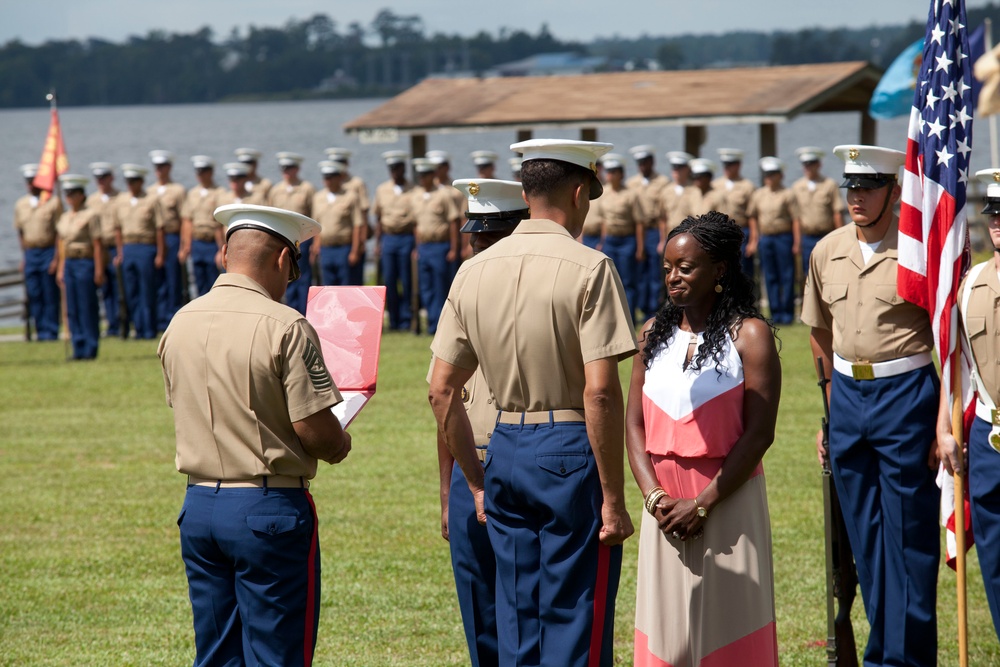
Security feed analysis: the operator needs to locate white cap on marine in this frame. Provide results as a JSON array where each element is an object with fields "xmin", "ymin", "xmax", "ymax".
[
  {"xmin": 508, "ymin": 157, "xmax": 522, "ymax": 173},
  {"xmin": 666, "ymin": 151, "xmax": 694, "ymax": 167},
  {"xmin": 149, "ymin": 149, "xmax": 174, "ymax": 165},
  {"xmin": 833, "ymin": 144, "xmax": 905, "ymax": 188},
  {"xmin": 235, "ymin": 148, "xmax": 262, "ymax": 163},
  {"xmin": 324, "ymin": 147, "xmax": 352, "ymax": 162},
  {"xmin": 629, "ymin": 144, "xmax": 656, "ymax": 160},
  {"xmin": 191, "ymin": 155, "xmax": 215, "ymax": 169},
  {"xmin": 276, "ymin": 152, "xmax": 304, "ymax": 167},
  {"xmin": 471, "ymin": 150, "xmax": 498, "ymax": 166},
  {"xmin": 216, "ymin": 203, "xmax": 320, "ymax": 253},
  {"xmin": 795, "ymin": 146, "xmax": 825, "ymax": 163},
  {"xmin": 223, "ymin": 162, "xmax": 249, "ymax": 178},
  {"xmin": 689, "ymin": 158, "xmax": 716, "ymax": 177},
  {"xmin": 58, "ymin": 174, "xmax": 89, "ymax": 190},
  {"xmin": 759, "ymin": 156, "xmax": 784, "ymax": 173},
  {"xmin": 717, "ymin": 148, "xmax": 744, "ymax": 163},
  {"xmin": 121, "ymin": 164, "xmax": 148, "ymax": 179},
  {"xmin": 412, "ymin": 157, "xmax": 436, "ymax": 173},
  {"xmin": 510, "ymin": 138, "xmax": 613, "ymax": 199},
  {"xmin": 601, "ymin": 153, "xmax": 626, "ymax": 170},
  {"xmin": 318, "ymin": 160, "xmax": 347, "ymax": 176},
  {"xmin": 426, "ymin": 150, "xmax": 451, "ymax": 166},
  {"xmin": 89, "ymin": 162, "xmax": 114, "ymax": 177},
  {"xmin": 453, "ymin": 178, "xmax": 528, "ymax": 232},
  {"xmin": 20, "ymin": 163, "xmax": 39, "ymax": 179},
  {"xmin": 976, "ymin": 167, "xmax": 1000, "ymax": 215},
  {"xmin": 381, "ymin": 150, "xmax": 408, "ymax": 166}
]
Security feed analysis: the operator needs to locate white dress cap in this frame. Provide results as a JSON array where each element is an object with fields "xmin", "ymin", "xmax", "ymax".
[
  {"xmin": 453, "ymin": 179, "xmax": 526, "ymax": 215},
  {"xmin": 234, "ymin": 147, "xmax": 262, "ymax": 163},
  {"xmin": 629, "ymin": 144, "xmax": 656, "ymax": 160},
  {"xmin": 318, "ymin": 160, "xmax": 346, "ymax": 176},
  {"xmin": 471, "ymin": 150, "xmax": 498, "ymax": 166},
  {"xmin": 759, "ymin": 156, "xmax": 784, "ymax": 173},
  {"xmin": 215, "ymin": 203, "xmax": 320, "ymax": 250},
  {"xmin": 89, "ymin": 162, "xmax": 114, "ymax": 176},
  {"xmin": 20, "ymin": 163, "xmax": 39, "ymax": 178},
  {"xmin": 976, "ymin": 168, "xmax": 1000, "ymax": 199},
  {"xmin": 796, "ymin": 146, "xmax": 825, "ymax": 163},
  {"xmin": 276, "ymin": 152, "xmax": 304, "ymax": 167},
  {"xmin": 381, "ymin": 150, "xmax": 409, "ymax": 166},
  {"xmin": 689, "ymin": 158, "xmax": 716, "ymax": 176},
  {"xmin": 666, "ymin": 151, "xmax": 694, "ymax": 167},
  {"xmin": 223, "ymin": 162, "xmax": 249, "ymax": 178},
  {"xmin": 191, "ymin": 155, "xmax": 215, "ymax": 169},
  {"xmin": 121, "ymin": 164, "xmax": 149, "ymax": 179},
  {"xmin": 149, "ymin": 149, "xmax": 174, "ymax": 165},
  {"xmin": 508, "ymin": 157, "xmax": 522, "ymax": 172},
  {"xmin": 510, "ymin": 138, "xmax": 613, "ymax": 199},
  {"xmin": 412, "ymin": 157, "xmax": 436, "ymax": 173},
  {"xmin": 426, "ymin": 150, "xmax": 451, "ymax": 165},
  {"xmin": 601, "ymin": 153, "xmax": 627, "ymax": 170},
  {"xmin": 58, "ymin": 174, "xmax": 89, "ymax": 190},
  {"xmin": 833, "ymin": 145, "xmax": 905, "ymax": 176},
  {"xmin": 324, "ymin": 147, "xmax": 352, "ymax": 161},
  {"xmin": 717, "ymin": 148, "xmax": 744, "ymax": 163}
]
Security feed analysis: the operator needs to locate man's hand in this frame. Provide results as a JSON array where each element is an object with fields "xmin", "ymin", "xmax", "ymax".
[
  {"xmin": 473, "ymin": 487, "xmax": 486, "ymax": 526},
  {"xmin": 816, "ymin": 427, "xmax": 826, "ymax": 465},
  {"xmin": 937, "ymin": 430, "xmax": 965, "ymax": 476},
  {"xmin": 326, "ymin": 431, "xmax": 351, "ymax": 464},
  {"xmin": 599, "ymin": 501, "xmax": 634, "ymax": 546}
]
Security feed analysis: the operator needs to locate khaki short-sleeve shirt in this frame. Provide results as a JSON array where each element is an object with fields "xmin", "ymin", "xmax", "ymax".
[
  {"xmin": 626, "ymin": 173, "xmax": 669, "ymax": 223},
  {"xmin": 676, "ymin": 186, "xmax": 726, "ymax": 221},
  {"xmin": 57, "ymin": 208, "xmax": 101, "ymax": 257},
  {"xmin": 429, "ymin": 358, "xmax": 498, "ymax": 446},
  {"xmin": 373, "ymin": 180, "xmax": 415, "ymax": 234},
  {"xmin": 267, "ymin": 181, "xmax": 316, "ymax": 217},
  {"xmin": 158, "ymin": 273, "xmax": 343, "ymax": 480},
  {"xmin": 711, "ymin": 177, "xmax": 755, "ymax": 227},
  {"xmin": 149, "ymin": 182, "xmax": 185, "ymax": 235},
  {"xmin": 801, "ymin": 220, "xmax": 933, "ymax": 362},
  {"xmin": 792, "ymin": 177, "xmax": 844, "ymax": 235},
  {"xmin": 246, "ymin": 177, "xmax": 272, "ymax": 202},
  {"xmin": 113, "ymin": 192, "xmax": 159, "ymax": 244},
  {"xmin": 961, "ymin": 261, "xmax": 1000, "ymax": 404},
  {"xmin": 660, "ymin": 182, "xmax": 690, "ymax": 232},
  {"xmin": 14, "ymin": 194, "xmax": 62, "ymax": 248},
  {"xmin": 582, "ymin": 192, "xmax": 604, "ymax": 237},
  {"xmin": 86, "ymin": 191, "xmax": 119, "ymax": 246},
  {"xmin": 413, "ymin": 185, "xmax": 459, "ymax": 243},
  {"xmin": 345, "ymin": 175, "xmax": 370, "ymax": 214},
  {"xmin": 182, "ymin": 186, "xmax": 226, "ymax": 241},
  {"xmin": 601, "ymin": 186, "xmax": 646, "ymax": 236},
  {"xmin": 314, "ymin": 188, "xmax": 366, "ymax": 246},
  {"xmin": 431, "ymin": 219, "xmax": 638, "ymax": 411},
  {"xmin": 748, "ymin": 186, "xmax": 799, "ymax": 235}
]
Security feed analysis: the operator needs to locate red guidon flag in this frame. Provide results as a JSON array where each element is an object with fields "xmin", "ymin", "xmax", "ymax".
[
  {"xmin": 897, "ymin": 0, "xmax": 974, "ymax": 568},
  {"xmin": 32, "ymin": 104, "xmax": 69, "ymax": 197}
]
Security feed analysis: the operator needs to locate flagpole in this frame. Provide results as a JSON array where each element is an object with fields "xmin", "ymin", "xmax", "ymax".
[
  {"xmin": 952, "ymin": 346, "xmax": 968, "ymax": 667},
  {"xmin": 987, "ymin": 19, "xmax": 999, "ymax": 168}
]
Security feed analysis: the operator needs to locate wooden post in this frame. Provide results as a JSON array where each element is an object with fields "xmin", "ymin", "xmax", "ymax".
[
  {"xmin": 580, "ymin": 127, "xmax": 597, "ymax": 142},
  {"xmin": 516, "ymin": 129, "xmax": 533, "ymax": 142},
  {"xmin": 860, "ymin": 113, "xmax": 877, "ymax": 146},
  {"xmin": 684, "ymin": 125, "xmax": 706, "ymax": 156},
  {"xmin": 409, "ymin": 134, "xmax": 427, "ymax": 180},
  {"xmin": 759, "ymin": 123, "xmax": 777, "ymax": 160}
]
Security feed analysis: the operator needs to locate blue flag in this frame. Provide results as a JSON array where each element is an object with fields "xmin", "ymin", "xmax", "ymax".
[{"xmin": 869, "ymin": 38, "xmax": 924, "ymax": 119}]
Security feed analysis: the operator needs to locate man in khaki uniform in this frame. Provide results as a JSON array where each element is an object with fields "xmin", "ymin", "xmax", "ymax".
[
  {"xmin": 55, "ymin": 174, "xmax": 104, "ymax": 359},
  {"xmin": 675, "ymin": 158, "xmax": 726, "ymax": 219},
  {"xmin": 411, "ymin": 157, "xmax": 461, "ymax": 334},
  {"xmin": 713, "ymin": 148, "xmax": 756, "ymax": 279},
  {"xmin": 792, "ymin": 146, "xmax": 844, "ymax": 276},
  {"xmin": 628, "ymin": 144, "xmax": 669, "ymax": 319},
  {"xmin": 87, "ymin": 162, "xmax": 122, "ymax": 336},
  {"xmin": 747, "ymin": 157, "xmax": 800, "ymax": 324},
  {"xmin": 148, "ymin": 149, "xmax": 186, "ymax": 329},
  {"xmin": 432, "ymin": 178, "xmax": 530, "ymax": 667},
  {"xmin": 580, "ymin": 162, "xmax": 605, "ymax": 249},
  {"xmin": 313, "ymin": 160, "xmax": 366, "ymax": 286},
  {"xmin": 599, "ymin": 152, "xmax": 646, "ymax": 322},
  {"xmin": 373, "ymin": 150, "xmax": 415, "ymax": 330},
  {"xmin": 14, "ymin": 163, "xmax": 63, "ymax": 340},
  {"xmin": 268, "ymin": 152, "xmax": 316, "ymax": 314},
  {"xmin": 180, "ymin": 155, "xmax": 226, "ymax": 297},
  {"xmin": 234, "ymin": 147, "xmax": 272, "ymax": 204},
  {"xmin": 159, "ymin": 203, "xmax": 351, "ymax": 667},
  {"xmin": 427, "ymin": 150, "xmax": 470, "ymax": 264},
  {"xmin": 324, "ymin": 147, "xmax": 370, "ymax": 284},
  {"xmin": 429, "ymin": 138, "xmax": 637, "ymax": 667},
  {"xmin": 471, "ymin": 150, "xmax": 498, "ymax": 179},
  {"xmin": 216, "ymin": 162, "xmax": 251, "ymax": 206},
  {"xmin": 659, "ymin": 151, "xmax": 694, "ymax": 243},
  {"xmin": 508, "ymin": 157, "xmax": 522, "ymax": 181},
  {"xmin": 113, "ymin": 164, "xmax": 163, "ymax": 339},
  {"xmin": 802, "ymin": 145, "xmax": 938, "ymax": 666}
]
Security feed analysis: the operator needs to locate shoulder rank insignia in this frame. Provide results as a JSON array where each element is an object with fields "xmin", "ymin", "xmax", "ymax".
[{"xmin": 302, "ymin": 338, "xmax": 333, "ymax": 391}]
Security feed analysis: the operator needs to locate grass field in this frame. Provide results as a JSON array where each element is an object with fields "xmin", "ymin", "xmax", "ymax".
[{"xmin": 1, "ymin": 324, "xmax": 998, "ymax": 666}]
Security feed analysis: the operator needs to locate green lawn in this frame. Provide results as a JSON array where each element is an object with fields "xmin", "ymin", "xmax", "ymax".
[{"xmin": 0, "ymin": 325, "xmax": 997, "ymax": 666}]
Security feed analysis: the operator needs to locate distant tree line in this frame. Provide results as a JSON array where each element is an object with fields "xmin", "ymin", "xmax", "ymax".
[{"xmin": 2, "ymin": 4, "xmax": 1000, "ymax": 108}]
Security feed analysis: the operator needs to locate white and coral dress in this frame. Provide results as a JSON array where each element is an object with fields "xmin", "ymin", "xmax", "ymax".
[{"xmin": 634, "ymin": 329, "xmax": 778, "ymax": 667}]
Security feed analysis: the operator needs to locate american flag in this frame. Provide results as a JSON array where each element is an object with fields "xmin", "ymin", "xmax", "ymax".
[{"xmin": 897, "ymin": 0, "xmax": 974, "ymax": 568}]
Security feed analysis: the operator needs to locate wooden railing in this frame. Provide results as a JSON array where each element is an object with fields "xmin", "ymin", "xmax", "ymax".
[{"xmin": 0, "ymin": 269, "xmax": 28, "ymax": 336}]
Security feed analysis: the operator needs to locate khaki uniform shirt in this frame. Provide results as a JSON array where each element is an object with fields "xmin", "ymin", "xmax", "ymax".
[
  {"xmin": 149, "ymin": 182, "xmax": 185, "ymax": 235},
  {"xmin": 373, "ymin": 180, "xmax": 415, "ymax": 234},
  {"xmin": 961, "ymin": 261, "xmax": 1000, "ymax": 404},
  {"xmin": 216, "ymin": 191, "xmax": 249, "ymax": 207},
  {"xmin": 182, "ymin": 186, "xmax": 226, "ymax": 242},
  {"xmin": 627, "ymin": 172, "xmax": 669, "ymax": 223},
  {"xmin": 792, "ymin": 177, "xmax": 843, "ymax": 235},
  {"xmin": 431, "ymin": 219, "xmax": 638, "ymax": 412},
  {"xmin": 57, "ymin": 208, "xmax": 101, "ymax": 258},
  {"xmin": 246, "ymin": 176, "xmax": 272, "ymax": 202},
  {"xmin": 429, "ymin": 359, "xmax": 498, "ymax": 446},
  {"xmin": 582, "ymin": 192, "xmax": 604, "ymax": 237},
  {"xmin": 345, "ymin": 175, "xmax": 370, "ymax": 214},
  {"xmin": 801, "ymin": 219, "xmax": 933, "ymax": 363},
  {"xmin": 660, "ymin": 182, "xmax": 690, "ymax": 232},
  {"xmin": 748, "ymin": 186, "xmax": 799, "ymax": 235},
  {"xmin": 600, "ymin": 186, "xmax": 646, "ymax": 236},
  {"xmin": 711, "ymin": 177, "xmax": 755, "ymax": 228},
  {"xmin": 158, "ymin": 273, "xmax": 342, "ymax": 480},
  {"xmin": 14, "ymin": 194, "xmax": 62, "ymax": 248},
  {"xmin": 267, "ymin": 181, "xmax": 316, "ymax": 217},
  {"xmin": 313, "ymin": 188, "xmax": 365, "ymax": 246},
  {"xmin": 112, "ymin": 191, "xmax": 159, "ymax": 244},
  {"xmin": 86, "ymin": 190, "xmax": 120, "ymax": 246},
  {"xmin": 675, "ymin": 185, "xmax": 726, "ymax": 221},
  {"xmin": 412, "ymin": 185, "xmax": 459, "ymax": 243}
]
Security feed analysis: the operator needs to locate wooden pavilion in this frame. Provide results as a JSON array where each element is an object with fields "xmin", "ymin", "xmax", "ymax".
[{"xmin": 343, "ymin": 61, "xmax": 883, "ymax": 159}]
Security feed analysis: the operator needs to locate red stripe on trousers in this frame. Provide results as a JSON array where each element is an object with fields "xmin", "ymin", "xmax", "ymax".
[
  {"xmin": 588, "ymin": 543, "xmax": 611, "ymax": 667},
  {"xmin": 304, "ymin": 491, "xmax": 319, "ymax": 666}
]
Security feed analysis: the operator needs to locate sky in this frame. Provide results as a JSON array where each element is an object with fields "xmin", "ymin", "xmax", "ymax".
[{"xmin": 2, "ymin": 0, "xmax": 997, "ymax": 46}]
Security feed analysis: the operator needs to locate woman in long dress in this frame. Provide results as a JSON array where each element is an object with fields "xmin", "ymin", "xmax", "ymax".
[{"xmin": 626, "ymin": 211, "xmax": 781, "ymax": 666}]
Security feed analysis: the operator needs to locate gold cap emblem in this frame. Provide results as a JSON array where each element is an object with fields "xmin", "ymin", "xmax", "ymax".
[
  {"xmin": 461, "ymin": 387, "xmax": 469, "ymax": 402},
  {"xmin": 848, "ymin": 148, "xmax": 860, "ymax": 160},
  {"xmin": 993, "ymin": 171, "xmax": 1000, "ymax": 182},
  {"xmin": 468, "ymin": 182, "xmax": 479, "ymax": 196},
  {"xmin": 589, "ymin": 162, "xmax": 597, "ymax": 173}
]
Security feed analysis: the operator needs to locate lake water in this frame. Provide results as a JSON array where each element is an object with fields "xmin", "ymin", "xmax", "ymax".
[{"xmin": 0, "ymin": 95, "xmax": 981, "ymax": 326}]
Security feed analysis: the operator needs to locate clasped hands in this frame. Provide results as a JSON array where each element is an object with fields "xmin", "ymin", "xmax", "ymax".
[{"xmin": 650, "ymin": 495, "xmax": 706, "ymax": 541}]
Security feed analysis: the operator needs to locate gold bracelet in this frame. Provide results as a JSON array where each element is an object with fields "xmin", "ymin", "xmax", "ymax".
[{"xmin": 644, "ymin": 487, "xmax": 666, "ymax": 514}]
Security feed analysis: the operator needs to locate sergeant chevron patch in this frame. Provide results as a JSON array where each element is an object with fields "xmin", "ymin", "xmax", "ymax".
[{"xmin": 302, "ymin": 338, "xmax": 333, "ymax": 391}]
